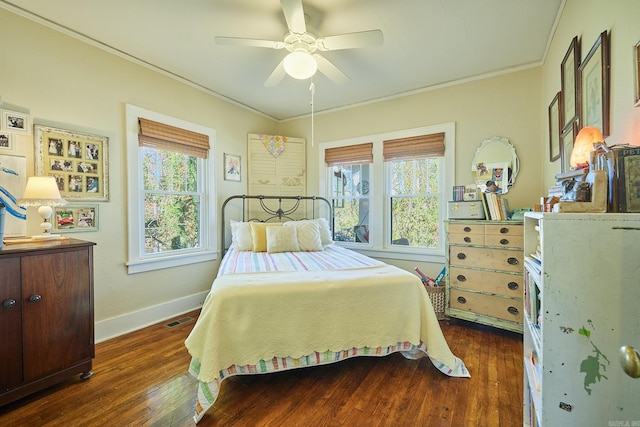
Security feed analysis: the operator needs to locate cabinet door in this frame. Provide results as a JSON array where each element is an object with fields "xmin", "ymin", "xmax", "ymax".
[
  {"xmin": 0, "ymin": 257, "xmax": 22, "ymax": 390},
  {"xmin": 21, "ymin": 249, "xmax": 93, "ymax": 382}
]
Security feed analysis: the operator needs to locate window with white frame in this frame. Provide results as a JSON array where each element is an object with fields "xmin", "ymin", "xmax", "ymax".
[
  {"xmin": 125, "ymin": 105, "xmax": 217, "ymax": 274},
  {"xmin": 320, "ymin": 123, "xmax": 455, "ymax": 262}
]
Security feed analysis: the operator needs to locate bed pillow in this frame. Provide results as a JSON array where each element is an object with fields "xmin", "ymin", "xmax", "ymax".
[
  {"xmin": 266, "ymin": 226, "xmax": 300, "ymax": 253},
  {"xmin": 284, "ymin": 218, "xmax": 333, "ymax": 246},
  {"xmin": 284, "ymin": 220, "xmax": 323, "ymax": 251},
  {"xmin": 250, "ymin": 222, "xmax": 282, "ymax": 252},
  {"xmin": 230, "ymin": 220, "xmax": 254, "ymax": 251}
]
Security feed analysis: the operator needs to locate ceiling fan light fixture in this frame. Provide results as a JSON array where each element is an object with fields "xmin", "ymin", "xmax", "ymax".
[{"xmin": 283, "ymin": 50, "xmax": 317, "ymax": 80}]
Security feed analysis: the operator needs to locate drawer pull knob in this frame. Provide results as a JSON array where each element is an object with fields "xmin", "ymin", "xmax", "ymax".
[
  {"xmin": 507, "ymin": 257, "xmax": 519, "ymax": 265},
  {"xmin": 507, "ymin": 306, "xmax": 519, "ymax": 315},
  {"xmin": 500, "ymin": 238, "xmax": 509, "ymax": 245},
  {"xmin": 28, "ymin": 294, "xmax": 42, "ymax": 303},
  {"xmin": 464, "ymin": 237, "xmax": 471, "ymax": 243},
  {"xmin": 2, "ymin": 299, "xmax": 16, "ymax": 308},
  {"xmin": 457, "ymin": 274, "xmax": 467, "ymax": 282},
  {"xmin": 507, "ymin": 282, "xmax": 519, "ymax": 290},
  {"xmin": 463, "ymin": 226, "xmax": 471, "ymax": 232},
  {"xmin": 457, "ymin": 253, "xmax": 466, "ymax": 260},
  {"xmin": 457, "ymin": 296, "xmax": 467, "ymax": 304},
  {"xmin": 500, "ymin": 227, "xmax": 509, "ymax": 234}
]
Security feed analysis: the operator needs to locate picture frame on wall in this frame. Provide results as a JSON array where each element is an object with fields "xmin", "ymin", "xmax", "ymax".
[
  {"xmin": 224, "ymin": 153, "xmax": 241, "ymax": 181},
  {"xmin": 52, "ymin": 204, "xmax": 98, "ymax": 233},
  {"xmin": 579, "ymin": 30, "xmax": 610, "ymax": 137},
  {"xmin": 0, "ymin": 132, "xmax": 15, "ymax": 152},
  {"xmin": 561, "ymin": 36, "xmax": 580, "ymax": 129},
  {"xmin": 1, "ymin": 109, "xmax": 31, "ymax": 135},
  {"xmin": 560, "ymin": 118, "xmax": 578, "ymax": 173},
  {"xmin": 634, "ymin": 39, "xmax": 640, "ymax": 107},
  {"xmin": 548, "ymin": 91, "xmax": 562, "ymax": 162},
  {"xmin": 34, "ymin": 124, "xmax": 110, "ymax": 201}
]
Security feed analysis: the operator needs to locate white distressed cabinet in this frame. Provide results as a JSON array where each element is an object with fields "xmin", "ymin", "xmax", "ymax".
[{"xmin": 523, "ymin": 212, "xmax": 640, "ymax": 426}]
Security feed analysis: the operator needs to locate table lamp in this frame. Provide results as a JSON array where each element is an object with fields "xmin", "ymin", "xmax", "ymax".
[
  {"xmin": 17, "ymin": 176, "xmax": 67, "ymax": 240},
  {"xmin": 570, "ymin": 126, "xmax": 603, "ymax": 169}
]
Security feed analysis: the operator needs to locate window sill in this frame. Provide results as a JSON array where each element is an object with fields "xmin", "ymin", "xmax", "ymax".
[
  {"xmin": 335, "ymin": 243, "xmax": 445, "ymax": 264},
  {"xmin": 126, "ymin": 250, "xmax": 218, "ymax": 274}
]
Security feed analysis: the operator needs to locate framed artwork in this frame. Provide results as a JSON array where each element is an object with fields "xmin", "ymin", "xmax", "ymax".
[
  {"xmin": 0, "ymin": 132, "xmax": 15, "ymax": 152},
  {"xmin": 635, "ymin": 39, "xmax": 640, "ymax": 107},
  {"xmin": 53, "ymin": 204, "xmax": 98, "ymax": 232},
  {"xmin": 1, "ymin": 110, "xmax": 31, "ymax": 135},
  {"xmin": 548, "ymin": 91, "xmax": 562, "ymax": 162},
  {"xmin": 34, "ymin": 125, "xmax": 109, "ymax": 201},
  {"xmin": 561, "ymin": 36, "xmax": 580, "ymax": 129},
  {"xmin": 579, "ymin": 30, "xmax": 610, "ymax": 137},
  {"xmin": 560, "ymin": 118, "xmax": 578, "ymax": 173},
  {"xmin": 224, "ymin": 153, "xmax": 241, "ymax": 181},
  {"xmin": 0, "ymin": 154, "xmax": 27, "ymax": 236}
]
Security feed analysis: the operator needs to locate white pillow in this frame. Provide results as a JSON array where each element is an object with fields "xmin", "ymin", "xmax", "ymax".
[
  {"xmin": 284, "ymin": 221, "xmax": 323, "ymax": 251},
  {"xmin": 230, "ymin": 220, "xmax": 253, "ymax": 251},
  {"xmin": 266, "ymin": 226, "xmax": 300, "ymax": 253},
  {"xmin": 284, "ymin": 218, "xmax": 333, "ymax": 246}
]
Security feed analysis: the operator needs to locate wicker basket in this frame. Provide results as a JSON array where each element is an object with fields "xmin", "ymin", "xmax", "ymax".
[{"xmin": 426, "ymin": 286, "xmax": 446, "ymax": 320}]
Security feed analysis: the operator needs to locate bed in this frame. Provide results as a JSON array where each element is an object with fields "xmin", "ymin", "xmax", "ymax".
[{"xmin": 185, "ymin": 195, "xmax": 469, "ymax": 423}]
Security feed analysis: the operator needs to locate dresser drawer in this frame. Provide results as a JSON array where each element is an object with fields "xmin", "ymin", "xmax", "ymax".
[
  {"xmin": 448, "ymin": 222, "xmax": 484, "ymax": 235},
  {"xmin": 448, "ymin": 233, "xmax": 485, "ymax": 245},
  {"xmin": 484, "ymin": 234, "xmax": 523, "ymax": 248},
  {"xmin": 450, "ymin": 289, "xmax": 523, "ymax": 323},
  {"xmin": 449, "ymin": 246, "xmax": 523, "ymax": 273},
  {"xmin": 449, "ymin": 266, "xmax": 523, "ymax": 298},
  {"xmin": 485, "ymin": 223, "xmax": 522, "ymax": 237}
]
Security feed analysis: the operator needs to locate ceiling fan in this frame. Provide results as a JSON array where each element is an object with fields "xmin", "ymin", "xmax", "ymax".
[{"xmin": 215, "ymin": 0, "xmax": 384, "ymax": 86}]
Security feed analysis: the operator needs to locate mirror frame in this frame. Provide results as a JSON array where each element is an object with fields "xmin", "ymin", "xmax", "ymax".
[{"xmin": 471, "ymin": 136, "xmax": 519, "ymax": 193}]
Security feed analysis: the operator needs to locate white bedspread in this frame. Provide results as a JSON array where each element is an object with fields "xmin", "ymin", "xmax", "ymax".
[{"xmin": 185, "ymin": 248, "xmax": 466, "ymax": 384}]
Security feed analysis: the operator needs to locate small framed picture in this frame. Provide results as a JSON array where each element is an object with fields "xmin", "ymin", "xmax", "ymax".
[
  {"xmin": 579, "ymin": 30, "xmax": 610, "ymax": 137},
  {"xmin": 224, "ymin": 153, "xmax": 241, "ymax": 181},
  {"xmin": 548, "ymin": 92, "xmax": 562, "ymax": 162},
  {"xmin": 561, "ymin": 36, "xmax": 580, "ymax": 129},
  {"xmin": 53, "ymin": 205, "xmax": 98, "ymax": 233},
  {"xmin": 560, "ymin": 118, "xmax": 578, "ymax": 173},
  {"xmin": 1, "ymin": 110, "xmax": 31, "ymax": 135},
  {"xmin": 0, "ymin": 132, "xmax": 15, "ymax": 152}
]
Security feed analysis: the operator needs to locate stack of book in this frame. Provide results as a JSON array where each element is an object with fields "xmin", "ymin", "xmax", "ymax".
[{"xmin": 480, "ymin": 192, "xmax": 510, "ymax": 220}]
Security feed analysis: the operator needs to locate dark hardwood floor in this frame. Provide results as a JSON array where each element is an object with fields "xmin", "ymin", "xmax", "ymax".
[{"xmin": 0, "ymin": 310, "xmax": 523, "ymax": 426}]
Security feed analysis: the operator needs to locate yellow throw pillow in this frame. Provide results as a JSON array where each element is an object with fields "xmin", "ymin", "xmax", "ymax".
[{"xmin": 250, "ymin": 222, "xmax": 282, "ymax": 252}]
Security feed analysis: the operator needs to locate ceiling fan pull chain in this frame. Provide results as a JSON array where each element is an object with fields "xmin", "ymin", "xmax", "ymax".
[{"xmin": 309, "ymin": 80, "xmax": 315, "ymax": 147}]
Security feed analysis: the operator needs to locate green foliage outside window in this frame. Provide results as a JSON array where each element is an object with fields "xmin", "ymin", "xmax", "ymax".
[{"xmin": 142, "ymin": 148, "xmax": 201, "ymax": 254}]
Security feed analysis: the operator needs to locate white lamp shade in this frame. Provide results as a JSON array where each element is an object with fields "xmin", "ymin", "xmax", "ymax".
[
  {"xmin": 18, "ymin": 176, "xmax": 66, "ymax": 207},
  {"xmin": 283, "ymin": 50, "xmax": 318, "ymax": 80}
]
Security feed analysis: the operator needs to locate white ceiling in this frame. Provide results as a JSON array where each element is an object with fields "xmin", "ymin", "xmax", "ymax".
[{"xmin": 1, "ymin": 0, "xmax": 563, "ymax": 121}]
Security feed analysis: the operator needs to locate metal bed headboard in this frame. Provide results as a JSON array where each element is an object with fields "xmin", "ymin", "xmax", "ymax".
[{"xmin": 220, "ymin": 195, "xmax": 333, "ymax": 251}]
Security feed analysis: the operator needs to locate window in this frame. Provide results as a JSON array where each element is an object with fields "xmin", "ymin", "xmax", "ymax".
[
  {"xmin": 125, "ymin": 105, "xmax": 217, "ymax": 274},
  {"xmin": 320, "ymin": 123, "xmax": 455, "ymax": 262}
]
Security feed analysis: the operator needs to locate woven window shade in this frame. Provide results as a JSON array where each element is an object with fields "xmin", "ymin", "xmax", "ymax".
[
  {"xmin": 138, "ymin": 118, "xmax": 210, "ymax": 158},
  {"xmin": 325, "ymin": 142, "xmax": 373, "ymax": 166},
  {"xmin": 383, "ymin": 132, "xmax": 445, "ymax": 161}
]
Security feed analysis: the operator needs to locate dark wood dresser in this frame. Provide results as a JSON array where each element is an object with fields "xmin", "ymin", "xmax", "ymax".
[{"xmin": 0, "ymin": 238, "xmax": 95, "ymax": 406}]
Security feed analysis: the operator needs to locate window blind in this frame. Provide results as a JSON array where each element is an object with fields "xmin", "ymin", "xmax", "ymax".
[
  {"xmin": 383, "ymin": 132, "xmax": 445, "ymax": 161},
  {"xmin": 324, "ymin": 142, "xmax": 373, "ymax": 166},
  {"xmin": 138, "ymin": 118, "xmax": 210, "ymax": 158}
]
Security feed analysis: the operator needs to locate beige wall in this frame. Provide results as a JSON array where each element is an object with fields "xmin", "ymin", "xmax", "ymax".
[
  {"xmin": 4, "ymin": 0, "xmax": 638, "ymax": 336},
  {"xmin": 540, "ymin": 0, "xmax": 640, "ymax": 189},
  {"xmin": 0, "ymin": 9, "xmax": 276, "ymax": 332}
]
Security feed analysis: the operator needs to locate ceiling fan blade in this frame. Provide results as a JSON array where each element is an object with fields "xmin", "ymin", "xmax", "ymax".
[
  {"xmin": 265, "ymin": 60, "xmax": 287, "ymax": 87},
  {"xmin": 314, "ymin": 54, "xmax": 349, "ymax": 85},
  {"xmin": 317, "ymin": 30, "xmax": 384, "ymax": 51},
  {"xmin": 215, "ymin": 36, "xmax": 284, "ymax": 49},
  {"xmin": 280, "ymin": 0, "xmax": 306, "ymax": 34}
]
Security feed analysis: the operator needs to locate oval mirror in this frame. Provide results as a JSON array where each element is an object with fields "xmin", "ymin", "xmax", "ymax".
[{"xmin": 471, "ymin": 136, "xmax": 519, "ymax": 194}]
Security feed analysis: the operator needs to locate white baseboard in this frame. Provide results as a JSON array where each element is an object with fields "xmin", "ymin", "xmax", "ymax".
[{"xmin": 95, "ymin": 291, "xmax": 209, "ymax": 343}]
